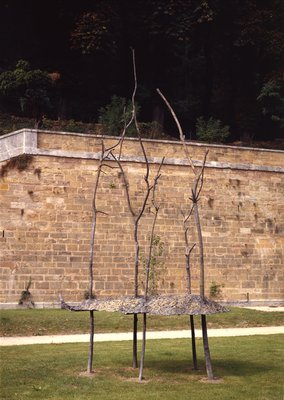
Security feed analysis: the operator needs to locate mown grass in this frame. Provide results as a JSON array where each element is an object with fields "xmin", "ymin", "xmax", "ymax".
[
  {"xmin": 0, "ymin": 307, "xmax": 283, "ymax": 337},
  {"xmin": 1, "ymin": 335, "xmax": 283, "ymax": 400}
]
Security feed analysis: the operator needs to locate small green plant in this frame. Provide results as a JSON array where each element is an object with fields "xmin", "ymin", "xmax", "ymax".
[
  {"xmin": 83, "ymin": 290, "xmax": 95, "ymax": 300},
  {"xmin": 209, "ymin": 281, "xmax": 224, "ymax": 299},
  {"xmin": 0, "ymin": 155, "xmax": 33, "ymax": 177},
  {"xmin": 196, "ymin": 116, "xmax": 230, "ymax": 143},
  {"xmin": 98, "ymin": 95, "xmax": 140, "ymax": 136},
  {"xmin": 140, "ymin": 235, "xmax": 166, "ymax": 296},
  {"xmin": 64, "ymin": 119, "xmax": 84, "ymax": 133},
  {"xmin": 19, "ymin": 277, "xmax": 35, "ymax": 308},
  {"xmin": 109, "ymin": 182, "xmax": 116, "ymax": 189},
  {"xmin": 139, "ymin": 121, "xmax": 163, "ymax": 139}
]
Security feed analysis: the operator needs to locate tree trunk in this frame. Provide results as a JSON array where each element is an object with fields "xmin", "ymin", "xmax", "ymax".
[
  {"xmin": 87, "ymin": 310, "xmax": 95, "ymax": 373},
  {"xmin": 132, "ymin": 313, "xmax": 138, "ymax": 368},
  {"xmin": 201, "ymin": 315, "xmax": 214, "ymax": 380},
  {"xmin": 134, "ymin": 224, "xmax": 139, "ymax": 297},
  {"xmin": 194, "ymin": 203, "xmax": 205, "ymax": 298},
  {"xmin": 139, "ymin": 313, "xmax": 147, "ymax": 381},
  {"xmin": 190, "ymin": 315, "xmax": 198, "ymax": 370},
  {"xmin": 153, "ymin": 104, "xmax": 164, "ymax": 130},
  {"xmin": 133, "ymin": 223, "xmax": 139, "ymax": 368}
]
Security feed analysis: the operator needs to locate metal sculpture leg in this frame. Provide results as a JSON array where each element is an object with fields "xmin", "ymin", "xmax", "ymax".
[{"xmin": 201, "ymin": 315, "xmax": 214, "ymax": 380}]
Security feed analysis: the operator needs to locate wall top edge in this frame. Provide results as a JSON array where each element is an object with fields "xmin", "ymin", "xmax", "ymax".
[
  {"xmin": 1, "ymin": 128, "xmax": 284, "ymax": 154},
  {"xmin": 0, "ymin": 128, "xmax": 34, "ymax": 140}
]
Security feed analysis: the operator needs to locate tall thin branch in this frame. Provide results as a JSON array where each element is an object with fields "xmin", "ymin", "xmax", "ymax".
[
  {"xmin": 138, "ymin": 158, "xmax": 164, "ymax": 382},
  {"xmin": 143, "ymin": 169, "xmax": 162, "ymax": 300},
  {"xmin": 110, "ymin": 49, "xmax": 165, "ymax": 370},
  {"xmin": 157, "ymin": 88, "xmax": 214, "ymax": 379},
  {"xmin": 86, "ymin": 101, "xmax": 138, "ymax": 372},
  {"xmin": 156, "ymin": 88, "xmax": 196, "ymax": 175},
  {"xmin": 111, "ymin": 152, "xmax": 136, "ymax": 218},
  {"xmin": 87, "ymin": 141, "xmax": 105, "ymax": 374}
]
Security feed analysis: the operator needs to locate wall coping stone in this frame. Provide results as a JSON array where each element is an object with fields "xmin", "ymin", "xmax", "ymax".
[{"xmin": 1, "ymin": 129, "xmax": 284, "ymax": 174}]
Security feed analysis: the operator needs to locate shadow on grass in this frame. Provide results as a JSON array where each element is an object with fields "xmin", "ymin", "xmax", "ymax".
[{"xmin": 143, "ymin": 357, "xmax": 276, "ymax": 378}]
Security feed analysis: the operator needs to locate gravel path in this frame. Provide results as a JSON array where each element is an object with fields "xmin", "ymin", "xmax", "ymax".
[{"xmin": 1, "ymin": 326, "xmax": 283, "ymax": 347}]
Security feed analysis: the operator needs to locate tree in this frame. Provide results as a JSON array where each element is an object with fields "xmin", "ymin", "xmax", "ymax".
[
  {"xmin": 0, "ymin": 60, "xmax": 52, "ymax": 124},
  {"xmin": 1, "ymin": 0, "xmax": 284, "ymax": 140},
  {"xmin": 257, "ymin": 79, "xmax": 284, "ymax": 129}
]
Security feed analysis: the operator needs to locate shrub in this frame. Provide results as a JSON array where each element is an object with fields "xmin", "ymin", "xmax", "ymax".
[
  {"xmin": 209, "ymin": 281, "xmax": 224, "ymax": 299},
  {"xmin": 18, "ymin": 277, "xmax": 35, "ymax": 308},
  {"xmin": 139, "ymin": 121, "xmax": 163, "ymax": 139},
  {"xmin": 140, "ymin": 235, "xmax": 166, "ymax": 296},
  {"xmin": 257, "ymin": 79, "xmax": 284, "ymax": 128},
  {"xmin": 196, "ymin": 116, "xmax": 230, "ymax": 143},
  {"xmin": 98, "ymin": 95, "xmax": 139, "ymax": 136},
  {"xmin": 0, "ymin": 60, "xmax": 52, "ymax": 118}
]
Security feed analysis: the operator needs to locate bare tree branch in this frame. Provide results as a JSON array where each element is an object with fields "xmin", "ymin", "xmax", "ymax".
[
  {"xmin": 156, "ymin": 88, "xmax": 196, "ymax": 175},
  {"xmin": 157, "ymin": 87, "xmax": 213, "ymax": 379},
  {"xmin": 143, "ymin": 157, "xmax": 164, "ymax": 300},
  {"xmin": 110, "ymin": 151, "xmax": 136, "ymax": 218},
  {"xmin": 194, "ymin": 150, "xmax": 209, "ymax": 201}
]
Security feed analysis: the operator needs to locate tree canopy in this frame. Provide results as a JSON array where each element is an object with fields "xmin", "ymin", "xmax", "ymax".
[{"xmin": 0, "ymin": 0, "xmax": 283, "ymax": 141}]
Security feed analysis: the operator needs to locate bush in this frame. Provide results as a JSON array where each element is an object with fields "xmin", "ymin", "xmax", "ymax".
[
  {"xmin": 257, "ymin": 79, "xmax": 284, "ymax": 128},
  {"xmin": 139, "ymin": 121, "xmax": 163, "ymax": 139},
  {"xmin": 98, "ymin": 95, "xmax": 139, "ymax": 136},
  {"xmin": 0, "ymin": 60, "xmax": 52, "ymax": 118},
  {"xmin": 196, "ymin": 116, "xmax": 230, "ymax": 143}
]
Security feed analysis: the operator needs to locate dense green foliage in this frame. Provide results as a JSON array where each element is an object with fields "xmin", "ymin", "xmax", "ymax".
[
  {"xmin": 98, "ymin": 95, "xmax": 138, "ymax": 136},
  {"xmin": 0, "ymin": 60, "xmax": 52, "ymax": 119},
  {"xmin": 196, "ymin": 117, "xmax": 230, "ymax": 143},
  {"xmin": 0, "ymin": 1, "xmax": 283, "ymax": 141},
  {"xmin": 1, "ymin": 336, "xmax": 283, "ymax": 399},
  {"xmin": 257, "ymin": 79, "xmax": 284, "ymax": 128}
]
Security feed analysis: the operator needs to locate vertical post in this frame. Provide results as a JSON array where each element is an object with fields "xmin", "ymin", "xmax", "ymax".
[
  {"xmin": 133, "ymin": 313, "xmax": 138, "ymax": 368},
  {"xmin": 194, "ymin": 202, "xmax": 205, "ymax": 298},
  {"xmin": 87, "ymin": 310, "xmax": 95, "ymax": 373},
  {"xmin": 201, "ymin": 315, "xmax": 214, "ymax": 380},
  {"xmin": 190, "ymin": 315, "xmax": 198, "ymax": 370},
  {"xmin": 139, "ymin": 313, "xmax": 147, "ymax": 381}
]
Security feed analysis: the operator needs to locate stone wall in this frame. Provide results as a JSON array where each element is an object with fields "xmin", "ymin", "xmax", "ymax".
[{"xmin": 0, "ymin": 129, "xmax": 283, "ymax": 305}]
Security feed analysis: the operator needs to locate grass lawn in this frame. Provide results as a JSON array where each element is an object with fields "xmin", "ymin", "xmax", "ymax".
[
  {"xmin": 0, "ymin": 307, "xmax": 283, "ymax": 337},
  {"xmin": 0, "ymin": 335, "xmax": 283, "ymax": 400}
]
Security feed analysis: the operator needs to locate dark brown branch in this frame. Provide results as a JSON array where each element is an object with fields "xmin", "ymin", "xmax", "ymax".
[{"xmin": 96, "ymin": 210, "xmax": 108, "ymax": 216}]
